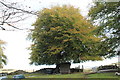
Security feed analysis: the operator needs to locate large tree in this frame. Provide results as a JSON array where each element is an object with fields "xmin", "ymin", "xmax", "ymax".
[
  {"xmin": 0, "ymin": 40, "xmax": 7, "ymax": 68},
  {"xmin": 88, "ymin": 1, "xmax": 120, "ymax": 58},
  {"xmin": 29, "ymin": 5, "xmax": 102, "ymax": 65}
]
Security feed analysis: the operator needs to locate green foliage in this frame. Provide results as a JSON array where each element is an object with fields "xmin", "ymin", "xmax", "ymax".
[
  {"xmin": 88, "ymin": 1, "xmax": 120, "ymax": 58},
  {"xmin": 29, "ymin": 5, "xmax": 102, "ymax": 65},
  {"xmin": 0, "ymin": 40, "xmax": 7, "ymax": 68}
]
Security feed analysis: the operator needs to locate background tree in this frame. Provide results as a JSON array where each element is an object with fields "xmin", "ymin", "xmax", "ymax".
[
  {"xmin": 29, "ymin": 5, "xmax": 102, "ymax": 66},
  {"xmin": 0, "ymin": 40, "xmax": 7, "ymax": 68},
  {"xmin": 88, "ymin": 1, "xmax": 120, "ymax": 58},
  {"xmin": 0, "ymin": 0, "xmax": 37, "ymax": 30}
]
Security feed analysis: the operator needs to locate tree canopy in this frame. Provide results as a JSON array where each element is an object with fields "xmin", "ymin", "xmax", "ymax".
[
  {"xmin": 0, "ymin": 40, "xmax": 7, "ymax": 68},
  {"xmin": 29, "ymin": 5, "xmax": 102, "ymax": 65},
  {"xmin": 88, "ymin": 1, "xmax": 120, "ymax": 58}
]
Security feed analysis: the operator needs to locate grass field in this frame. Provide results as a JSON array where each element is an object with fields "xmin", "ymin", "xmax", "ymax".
[
  {"xmin": 8, "ymin": 72, "xmax": 120, "ymax": 79},
  {"xmin": 87, "ymin": 72, "xmax": 119, "ymax": 78}
]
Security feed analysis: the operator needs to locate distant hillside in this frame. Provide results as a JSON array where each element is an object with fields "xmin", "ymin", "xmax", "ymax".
[{"xmin": 0, "ymin": 69, "xmax": 16, "ymax": 73}]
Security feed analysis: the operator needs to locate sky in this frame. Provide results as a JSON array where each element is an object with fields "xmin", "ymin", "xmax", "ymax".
[{"xmin": 0, "ymin": 0, "xmax": 118, "ymax": 71}]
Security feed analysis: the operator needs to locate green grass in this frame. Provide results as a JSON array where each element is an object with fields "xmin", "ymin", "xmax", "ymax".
[
  {"xmin": 7, "ymin": 72, "xmax": 120, "ymax": 79},
  {"xmin": 27, "ymin": 73, "xmax": 84, "ymax": 78},
  {"xmin": 87, "ymin": 72, "xmax": 119, "ymax": 78}
]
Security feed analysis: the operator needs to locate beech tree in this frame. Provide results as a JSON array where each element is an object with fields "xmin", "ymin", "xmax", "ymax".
[{"xmin": 29, "ymin": 5, "xmax": 102, "ymax": 65}]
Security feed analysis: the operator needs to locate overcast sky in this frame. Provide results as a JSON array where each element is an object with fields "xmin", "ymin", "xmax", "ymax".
[{"xmin": 0, "ymin": 0, "xmax": 118, "ymax": 71}]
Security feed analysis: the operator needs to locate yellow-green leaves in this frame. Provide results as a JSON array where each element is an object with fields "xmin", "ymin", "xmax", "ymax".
[
  {"xmin": 29, "ymin": 5, "xmax": 102, "ymax": 65},
  {"xmin": 80, "ymin": 56, "xmax": 103, "ymax": 61}
]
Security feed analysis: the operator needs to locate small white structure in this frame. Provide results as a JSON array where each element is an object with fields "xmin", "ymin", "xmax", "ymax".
[
  {"xmin": 92, "ymin": 67, "xmax": 98, "ymax": 72},
  {"xmin": 115, "ymin": 72, "xmax": 120, "ymax": 76}
]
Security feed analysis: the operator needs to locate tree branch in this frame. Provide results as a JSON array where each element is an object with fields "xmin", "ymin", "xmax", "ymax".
[
  {"xmin": 0, "ymin": 1, "xmax": 37, "ymax": 15},
  {"xmin": 0, "ymin": 1, "xmax": 38, "ymax": 30},
  {"xmin": 0, "ymin": 26, "xmax": 5, "ymax": 30},
  {"xmin": 6, "ymin": 23, "xmax": 23, "ymax": 30}
]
